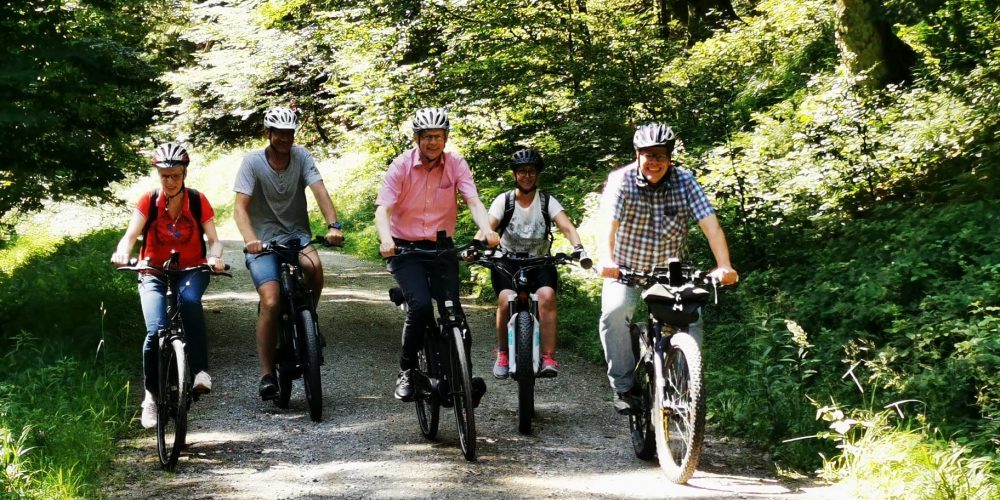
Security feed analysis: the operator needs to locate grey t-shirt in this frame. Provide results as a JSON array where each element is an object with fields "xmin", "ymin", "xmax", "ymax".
[{"xmin": 233, "ymin": 145, "xmax": 324, "ymax": 243}]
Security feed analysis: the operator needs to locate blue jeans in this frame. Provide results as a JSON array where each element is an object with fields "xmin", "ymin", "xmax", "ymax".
[
  {"xmin": 598, "ymin": 278, "xmax": 702, "ymax": 393},
  {"xmin": 139, "ymin": 271, "xmax": 210, "ymax": 395}
]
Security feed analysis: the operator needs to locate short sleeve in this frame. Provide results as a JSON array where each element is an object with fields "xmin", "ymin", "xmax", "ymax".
[
  {"xmin": 233, "ymin": 155, "xmax": 257, "ymax": 196},
  {"xmin": 299, "ymin": 148, "xmax": 324, "ymax": 186},
  {"xmin": 375, "ymin": 157, "xmax": 404, "ymax": 207},
  {"xmin": 197, "ymin": 192, "xmax": 216, "ymax": 224},
  {"xmin": 546, "ymin": 194, "xmax": 565, "ymax": 219},
  {"xmin": 683, "ymin": 172, "xmax": 715, "ymax": 221},
  {"xmin": 487, "ymin": 193, "xmax": 506, "ymax": 221},
  {"xmin": 452, "ymin": 155, "xmax": 480, "ymax": 202},
  {"xmin": 135, "ymin": 191, "xmax": 154, "ymax": 219}
]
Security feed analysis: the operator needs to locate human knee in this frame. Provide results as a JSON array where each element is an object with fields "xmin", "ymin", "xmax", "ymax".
[{"xmin": 537, "ymin": 287, "xmax": 556, "ymax": 310}]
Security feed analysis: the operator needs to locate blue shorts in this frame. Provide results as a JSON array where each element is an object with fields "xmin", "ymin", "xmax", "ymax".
[{"xmin": 245, "ymin": 233, "xmax": 311, "ymax": 288}]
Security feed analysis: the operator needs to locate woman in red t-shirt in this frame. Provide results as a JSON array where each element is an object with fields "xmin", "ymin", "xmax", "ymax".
[{"xmin": 111, "ymin": 143, "xmax": 225, "ymax": 429}]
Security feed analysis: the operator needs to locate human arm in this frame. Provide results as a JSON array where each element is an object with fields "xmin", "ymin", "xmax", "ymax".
[
  {"xmin": 308, "ymin": 180, "xmax": 344, "ymax": 246},
  {"xmin": 698, "ymin": 213, "xmax": 738, "ymax": 285},
  {"xmin": 110, "ymin": 210, "xmax": 147, "ymax": 266},
  {"xmin": 202, "ymin": 219, "xmax": 226, "ymax": 272},
  {"xmin": 466, "ymin": 195, "xmax": 500, "ymax": 247},
  {"xmin": 597, "ymin": 219, "xmax": 621, "ymax": 279},
  {"xmin": 374, "ymin": 204, "xmax": 396, "ymax": 258},
  {"xmin": 234, "ymin": 193, "xmax": 263, "ymax": 254}
]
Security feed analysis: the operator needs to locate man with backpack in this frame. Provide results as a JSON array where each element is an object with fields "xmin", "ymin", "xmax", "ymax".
[{"xmin": 482, "ymin": 147, "xmax": 587, "ymax": 379}]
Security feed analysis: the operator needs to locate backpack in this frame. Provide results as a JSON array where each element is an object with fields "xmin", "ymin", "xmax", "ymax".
[
  {"xmin": 140, "ymin": 187, "xmax": 206, "ymax": 258},
  {"xmin": 495, "ymin": 189, "xmax": 553, "ymax": 253}
]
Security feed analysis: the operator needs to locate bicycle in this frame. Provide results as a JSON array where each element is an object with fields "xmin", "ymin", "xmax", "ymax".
[
  {"xmin": 387, "ymin": 237, "xmax": 485, "ymax": 461},
  {"xmin": 250, "ymin": 236, "xmax": 341, "ymax": 422},
  {"xmin": 117, "ymin": 253, "xmax": 231, "ymax": 470},
  {"xmin": 470, "ymin": 248, "xmax": 591, "ymax": 434},
  {"xmin": 620, "ymin": 259, "xmax": 723, "ymax": 483}
]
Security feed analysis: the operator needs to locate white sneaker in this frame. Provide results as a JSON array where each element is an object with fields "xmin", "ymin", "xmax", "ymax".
[
  {"xmin": 140, "ymin": 393, "xmax": 157, "ymax": 429},
  {"xmin": 193, "ymin": 371, "xmax": 212, "ymax": 393}
]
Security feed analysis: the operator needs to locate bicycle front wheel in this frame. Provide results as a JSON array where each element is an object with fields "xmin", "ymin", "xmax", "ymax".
[
  {"xmin": 450, "ymin": 326, "xmax": 476, "ymax": 461},
  {"xmin": 514, "ymin": 311, "xmax": 535, "ymax": 435},
  {"xmin": 299, "ymin": 309, "xmax": 323, "ymax": 422},
  {"xmin": 653, "ymin": 331, "xmax": 706, "ymax": 483},
  {"xmin": 415, "ymin": 346, "xmax": 440, "ymax": 439},
  {"xmin": 628, "ymin": 324, "xmax": 655, "ymax": 460},
  {"xmin": 157, "ymin": 338, "xmax": 189, "ymax": 470}
]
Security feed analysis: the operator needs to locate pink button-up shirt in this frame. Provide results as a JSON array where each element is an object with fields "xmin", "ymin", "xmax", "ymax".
[{"xmin": 375, "ymin": 148, "xmax": 480, "ymax": 241}]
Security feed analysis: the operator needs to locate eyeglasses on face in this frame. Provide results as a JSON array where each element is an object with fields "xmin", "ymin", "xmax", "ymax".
[
  {"xmin": 419, "ymin": 133, "xmax": 447, "ymax": 143},
  {"xmin": 514, "ymin": 169, "xmax": 538, "ymax": 177},
  {"xmin": 639, "ymin": 152, "xmax": 670, "ymax": 162}
]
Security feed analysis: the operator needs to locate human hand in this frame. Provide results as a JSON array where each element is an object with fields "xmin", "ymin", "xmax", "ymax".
[
  {"xmin": 208, "ymin": 256, "xmax": 226, "ymax": 273},
  {"xmin": 598, "ymin": 260, "xmax": 620, "ymax": 279},
  {"xmin": 244, "ymin": 240, "xmax": 264, "ymax": 254},
  {"xmin": 325, "ymin": 228, "xmax": 345, "ymax": 247},
  {"xmin": 110, "ymin": 252, "xmax": 131, "ymax": 267},
  {"xmin": 484, "ymin": 231, "xmax": 500, "ymax": 248},
  {"xmin": 379, "ymin": 239, "xmax": 397, "ymax": 258},
  {"xmin": 710, "ymin": 266, "xmax": 739, "ymax": 286}
]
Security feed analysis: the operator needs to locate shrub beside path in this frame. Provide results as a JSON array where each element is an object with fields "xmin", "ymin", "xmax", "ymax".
[{"xmin": 103, "ymin": 241, "xmax": 825, "ymax": 499}]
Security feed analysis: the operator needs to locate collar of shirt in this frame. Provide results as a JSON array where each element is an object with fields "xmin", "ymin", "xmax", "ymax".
[{"xmin": 411, "ymin": 148, "xmax": 445, "ymax": 171}]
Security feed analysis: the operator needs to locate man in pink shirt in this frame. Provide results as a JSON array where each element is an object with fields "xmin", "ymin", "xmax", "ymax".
[{"xmin": 374, "ymin": 107, "xmax": 500, "ymax": 402}]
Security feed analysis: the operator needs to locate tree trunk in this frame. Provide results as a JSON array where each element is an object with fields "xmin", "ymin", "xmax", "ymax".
[
  {"xmin": 835, "ymin": 0, "xmax": 916, "ymax": 89},
  {"xmin": 657, "ymin": 0, "xmax": 738, "ymax": 42}
]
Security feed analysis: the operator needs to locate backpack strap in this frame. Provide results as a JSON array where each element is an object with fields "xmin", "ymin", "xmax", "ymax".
[
  {"xmin": 496, "ymin": 189, "xmax": 516, "ymax": 237},
  {"xmin": 539, "ymin": 191, "xmax": 553, "ymax": 254},
  {"xmin": 139, "ymin": 188, "xmax": 160, "ymax": 256},
  {"xmin": 186, "ymin": 188, "xmax": 207, "ymax": 258}
]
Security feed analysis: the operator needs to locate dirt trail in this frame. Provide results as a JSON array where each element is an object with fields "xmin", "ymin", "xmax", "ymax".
[{"xmin": 104, "ymin": 241, "xmax": 826, "ymax": 499}]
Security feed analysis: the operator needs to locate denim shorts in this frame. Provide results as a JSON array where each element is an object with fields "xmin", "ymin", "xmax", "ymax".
[{"xmin": 245, "ymin": 233, "xmax": 311, "ymax": 288}]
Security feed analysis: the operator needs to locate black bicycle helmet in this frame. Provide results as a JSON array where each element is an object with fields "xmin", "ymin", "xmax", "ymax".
[
  {"xmin": 632, "ymin": 123, "xmax": 677, "ymax": 151},
  {"xmin": 510, "ymin": 147, "xmax": 544, "ymax": 171},
  {"xmin": 151, "ymin": 142, "xmax": 190, "ymax": 168}
]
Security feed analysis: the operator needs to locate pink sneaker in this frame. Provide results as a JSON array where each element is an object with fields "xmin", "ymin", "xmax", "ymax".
[
  {"xmin": 493, "ymin": 350, "xmax": 509, "ymax": 379},
  {"xmin": 539, "ymin": 353, "xmax": 559, "ymax": 378}
]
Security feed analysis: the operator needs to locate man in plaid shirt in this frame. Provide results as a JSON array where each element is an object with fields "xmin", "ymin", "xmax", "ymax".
[{"xmin": 597, "ymin": 123, "xmax": 739, "ymax": 414}]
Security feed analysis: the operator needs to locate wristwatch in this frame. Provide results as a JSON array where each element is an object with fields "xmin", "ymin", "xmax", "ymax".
[{"xmin": 327, "ymin": 221, "xmax": 342, "ymax": 230}]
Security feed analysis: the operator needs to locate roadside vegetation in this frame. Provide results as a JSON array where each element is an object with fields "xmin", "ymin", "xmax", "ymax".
[{"xmin": 2, "ymin": 0, "xmax": 998, "ymax": 497}]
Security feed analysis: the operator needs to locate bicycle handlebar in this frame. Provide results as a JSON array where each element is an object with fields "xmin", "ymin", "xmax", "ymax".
[
  {"xmin": 618, "ymin": 264, "xmax": 716, "ymax": 289},
  {"xmin": 471, "ymin": 248, "xmax": 593, "ymax": 271},
  {"xmin": 117, "ymin": 261, "xmax": 232, "ymax": 279}
]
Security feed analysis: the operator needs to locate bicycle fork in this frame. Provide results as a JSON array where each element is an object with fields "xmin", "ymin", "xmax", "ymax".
[{"xmin": 506, "ymin": 293, "xmax": 540, "ymax": 377}]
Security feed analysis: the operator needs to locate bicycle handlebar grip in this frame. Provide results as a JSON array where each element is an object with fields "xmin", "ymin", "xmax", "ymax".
[{"xmin": 579, "ymin": 256, "xmax": 593, "ymax": 270}]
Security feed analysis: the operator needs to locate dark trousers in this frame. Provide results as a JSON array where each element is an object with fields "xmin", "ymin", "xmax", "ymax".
[{"xmin": 389, "ymin": 252, "xmax": 467, "ymax": 371}]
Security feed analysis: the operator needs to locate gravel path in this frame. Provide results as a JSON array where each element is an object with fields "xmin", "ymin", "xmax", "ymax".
[{"xmin": 103, "ymin": 241, "xmax": 823, "ymax": 499}]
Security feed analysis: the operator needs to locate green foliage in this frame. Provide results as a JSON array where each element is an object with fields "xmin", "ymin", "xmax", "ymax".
[
  {"xmin": 0, "ymin": 0, "xmax": 169, "ymax": 219},
  {"xmin": 0, "ymin": 228, "xmax": 139, "ymax": 497}
]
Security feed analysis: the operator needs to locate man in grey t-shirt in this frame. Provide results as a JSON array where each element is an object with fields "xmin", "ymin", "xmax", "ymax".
[{"xmin": 234, "ymin": 106, "xmax": 344, "ymax": 400}]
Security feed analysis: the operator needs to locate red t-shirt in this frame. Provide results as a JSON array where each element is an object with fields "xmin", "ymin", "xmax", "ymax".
[{"xmin": 136, "ymin": 189, "xmax": 216, "ymax": 268}]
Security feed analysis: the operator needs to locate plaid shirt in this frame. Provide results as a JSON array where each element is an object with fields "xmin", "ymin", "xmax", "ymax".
[{"xmin": 601, "ymin": 162, "xmax": 715, "ymax": 271}]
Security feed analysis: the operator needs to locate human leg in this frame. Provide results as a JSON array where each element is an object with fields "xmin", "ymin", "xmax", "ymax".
[
  {"xmin": 598, "ymin": 278, "xmax": 640, "ymax": 393},
  {"xmin": 138, "ymin": 276, "xmax": 168, "ymax": 397}
]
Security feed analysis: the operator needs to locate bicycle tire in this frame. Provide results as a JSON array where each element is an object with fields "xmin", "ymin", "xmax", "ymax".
[
  {"xmin": 450, "ymin": 326, "xmax": 477, "ymax": 461},
  {"xmin": 299, "ymin": 309, "xmax": 324, "ymax": 422},
  {"xmin": 515, "ymin": 311, "xmax": 535, "ymax": 435},
  {"xmin": 157, "ymin": 338, "xmax": 189, "ymax": 470},
  {"xmin": 628, "ymin": 324, "xmax": 656, "ymax": 460},
  {"xmin": 653, "ymin": 331, "xmax": 706, "ymax": 483},
  {"xmin": 415, "ymin": 346, "xmax": 440, "ymax": 439},
  {"xmin": 274, "ymin": 360, "xmax": 293, "ymax": 409}
]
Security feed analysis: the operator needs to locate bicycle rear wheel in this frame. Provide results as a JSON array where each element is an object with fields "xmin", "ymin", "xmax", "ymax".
[
  {"xmin": 157, "ymin": 338, "xmax": 189, "ymax": 470},
  {"xmin": 415, "ymin": 346, "xmax": 440, "ymax": 439},
  {"xmin": 653, "ymin": 331, "xmax": 706, "ymax": 483},
  {"xmin": 628, "ymin": 324, "xmax": 655, "ymax": 460},
  {"xmin": 515, "ymin": 311, "xmax": 535, "ymax": 435},
  {"xmin": 450, "ymin": 326, "xmax": 476, "ymax": 461},
  {"xmin": 299, "ymin": 309, "xmax": 323, "ymax": 422}
]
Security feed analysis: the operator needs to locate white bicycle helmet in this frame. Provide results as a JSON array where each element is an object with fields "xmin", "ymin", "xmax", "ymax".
[
  {"xmin": 151, "ymin": 142, "xmax": 190, "ymax": 168},
  {"xmin": 511, "ymin": 148, "xmax": 544, "ymax": 171},
  {"xmin": 263, "ymin": 106, "xmax": 300, "ymax": 130},
  {"xmin": 632, "ymin": 123, "xmax": 677, "ymax": 151},
  {"xmin": 411, "ymin": 107, "xmax": 450, "ymax": 134}
]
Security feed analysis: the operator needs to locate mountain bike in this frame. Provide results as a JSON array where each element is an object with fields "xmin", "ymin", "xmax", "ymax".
[
  {"xmin": 471, "ymin": 248, "xmax": 592, "ymax": 434},
  {"xmin": 252, "ymin": 236, "xmax": 341, "ymax": 422},
  {"xmin": 118, "ymin": 253, "xmax": 231, "ymax": 470},
  {"xmin": 387, "ymin": 238, "xmax": 485, "ymax": 461},
  {"xmin": 620, "ymin": 260, "xmax": 723, "ymax": 484}
]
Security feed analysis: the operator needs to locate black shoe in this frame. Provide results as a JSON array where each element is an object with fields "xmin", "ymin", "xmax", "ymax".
[
  {"xmin": 395, "ymin": 369, "xmax": 415, "ymax": 402},
  {"xmin": 259, "ymin": 374, "xmax": 278, "ymax": 401},
  {"xmin": 471, "ymin": 377, "xmax": 487, "ymax": 408},
  {"xmin": 613, "ymin": 391, "xmax": 634, "ymax": 415}
]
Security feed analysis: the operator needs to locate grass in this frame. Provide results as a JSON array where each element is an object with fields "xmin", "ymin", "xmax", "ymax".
[{"xmin": 0, "ymin": 227, "xmax": 141, "ymax": 498}]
